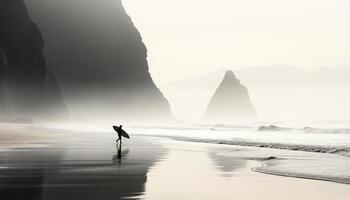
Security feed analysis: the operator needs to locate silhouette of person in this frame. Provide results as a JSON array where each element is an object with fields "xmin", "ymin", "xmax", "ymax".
[{"xmin": 116, "ymin": 125, "xmax": 123, "ymax": 144}]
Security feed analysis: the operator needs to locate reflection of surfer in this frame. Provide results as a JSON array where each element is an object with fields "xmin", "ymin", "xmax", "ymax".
[
  {"xmin": 116, "ymin": 125, "xmax": 123, "ymax": 144},
  {"xmin": 112, "ymin": 143, "xmax": 130, "ymax": 164},
  {"xmin": 117, "ymin": 142, "xmax": 122, "ymax": 160}
]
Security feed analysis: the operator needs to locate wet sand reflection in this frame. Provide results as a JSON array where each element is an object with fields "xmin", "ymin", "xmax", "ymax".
[{"xmin": 0, "ymin": 137, "xmax": 167, "ymax": 200}]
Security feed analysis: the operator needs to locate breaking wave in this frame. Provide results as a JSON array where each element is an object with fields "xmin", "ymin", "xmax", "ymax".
[
  {"xmin": 135, "ymin": 123, "xmax": 350, "ymax": 134},
  {"xmin": 139, "ymin": 134, "xmax": 350, "ymax": 156},
  {"xmin": 256, "ymin": 125, "xmax": 350, "ymax": 134},
  {"xmin": 257, "ymin": 125, "xmax": 291, "ymax": 132},
  {"xmin": 133, "ymin": 122, "xmax": 350, "ymax": 155},
  {"xmin": 302, "ymin": 127, "xmax": 350, "ymax": 134}
]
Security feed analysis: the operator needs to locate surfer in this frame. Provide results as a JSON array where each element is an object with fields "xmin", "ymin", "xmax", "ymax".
[
  {"xmin": 116, "ymin": 125, "xmax": 123, "ymax": 144},
  {"xmin": 113, "ymin": 125, "xmax": 130, "ymax": 144}
]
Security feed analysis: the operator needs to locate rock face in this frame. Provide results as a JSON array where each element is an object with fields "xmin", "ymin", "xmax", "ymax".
[
  {"xmin": 24, "ymin": 0, "xmax": 172, "ymax": 122},
  {"xmin": 205, "ymin": 70, "xmax": 256, "ymax": 123},
  {"xmin": 0, "ymin": 0, "xmax": 68, "ymax": 121}
]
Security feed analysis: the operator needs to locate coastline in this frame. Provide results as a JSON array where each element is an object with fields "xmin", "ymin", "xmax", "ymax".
[
  {"xmin": 253, "ymin": 167, "xmax": 350, "ymax": 185},
  {"xmin": 1, "ymin": 123, "xmax": 350, "ymax": 199}
]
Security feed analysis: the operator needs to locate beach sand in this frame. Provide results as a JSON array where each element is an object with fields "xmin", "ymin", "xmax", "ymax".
[
  {"xmin": 0, "ymin": 123, "xmax": 73, "ymax": 149},
  {"xmin": 0, "ymin": 124, "xmax": 349, "ymax": 200}
]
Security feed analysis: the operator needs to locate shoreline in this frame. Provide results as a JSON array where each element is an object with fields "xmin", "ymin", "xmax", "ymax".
[
  {"xmin": 253, "ymin": 167, "xmax": 350, "ymax": 185},
  {"xmin": 146, "ymin": 135, "xmax": 350, "ymax": 186},
  {"xmin": 1, "ymin": 124, "xmax": 350, "ymax": 199}
]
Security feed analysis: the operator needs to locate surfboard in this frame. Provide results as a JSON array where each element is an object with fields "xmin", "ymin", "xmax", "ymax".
[{"xmin": 113, "ymin": 126, "xmax": 130, "ymax": 139}]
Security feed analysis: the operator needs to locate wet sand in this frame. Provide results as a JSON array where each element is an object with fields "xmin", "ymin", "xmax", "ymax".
[
  {"xmin": 0, "ymin": 125, "xmax": 350, "ymax": 200},
  {"xmin": 0, "ymin": 123, "xmax": 70, "ymax": 149},
  {"xmin": 0, "ymin": 125, "xmax": 167, "ymax": 200},
  {"xmin": 144, "ymin": 140, "xmax": 350, "ymax": 200}
]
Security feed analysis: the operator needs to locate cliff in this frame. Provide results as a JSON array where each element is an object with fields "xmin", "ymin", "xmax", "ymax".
[
  {"xmin": 205, "ymin": 70, "xmax": 256, "ymax": 123},
  {"xmin": 0, "ymin": 0, "xmax": 68, "ymax": 121},
  {"xmin": 24, "ymin": 0, "xmax": 172, "ymax": 122}
]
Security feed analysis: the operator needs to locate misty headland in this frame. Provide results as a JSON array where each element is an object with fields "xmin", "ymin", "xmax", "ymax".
[{"xmin": 2, "ymin": 0, "xmax": 172, "ymax": 124}]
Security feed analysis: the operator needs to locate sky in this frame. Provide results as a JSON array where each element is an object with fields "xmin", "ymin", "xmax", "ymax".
[
  {"xmin": 123, "ymin": 0, "xmax": 350, "ymax": 85},
  {"xmin": 123, "ymin": 0, "xmax": 350, "ymax": 121}
]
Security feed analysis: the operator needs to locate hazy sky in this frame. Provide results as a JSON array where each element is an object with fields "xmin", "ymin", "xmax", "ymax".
[{"xmin": 123, "ymin": 0, "xmax": 350, "ymax": 85}]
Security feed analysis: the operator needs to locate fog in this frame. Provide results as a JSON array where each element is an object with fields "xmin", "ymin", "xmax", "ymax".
[
  {"xmin": 163, "ymin": 66, "xmax": 350, "ymax": 122},
  {"xmin": 123, "ymin": 0, "xmax": 350, "ymax": 84},
  {"xmin": 122, "ymin": 0, "xmax": 350, "ymax": 122},
  {"xmin": 17, "ymin": 0, "xmax": 350, "ymax": 123}
]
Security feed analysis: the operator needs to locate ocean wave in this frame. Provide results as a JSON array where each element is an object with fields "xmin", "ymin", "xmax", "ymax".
[
  {"xmin": 133, "ymin": 124, "xmax": 350, "ymax": 135},
  {"xmin": 256, "ymin": 125, "xmax": 350, "ymax": 134},
  {"xmin": 257, "ymin": 125, "xmax": 290, "ymax": 132},
  {"xmin": 140, "ymin": 134, "xmax": 350, "ymax": 156},
  {"xmin": 302, "ymin": 127, "xmax": 350, "ymax": 134}
]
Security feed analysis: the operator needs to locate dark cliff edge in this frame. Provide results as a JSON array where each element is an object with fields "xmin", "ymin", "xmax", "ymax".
[
  {"xmin": 0, "ymin": 0, "xmax": 68, "ymax": 121},
  {"xmin": 24, "ymin": 0, "xmax": 172, "ymax": 123},
  {"xmin": 205, "ymin": 70, "xmax": 256, "ymax": 123}
]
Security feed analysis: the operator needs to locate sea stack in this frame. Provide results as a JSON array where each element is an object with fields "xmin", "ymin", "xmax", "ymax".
[
  {"xmin": 0, "ymin": 0, "xmax": 68, "ymax": 121},
  {"xmin": 24, "ymin": 0, "xmax": 172, "ymax": 122},
  {"xmin": 205, "ymin": 70, "xmax": 256, "ymax": 123}
]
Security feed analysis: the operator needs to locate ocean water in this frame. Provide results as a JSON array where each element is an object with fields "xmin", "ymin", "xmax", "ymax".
[
  {"xmin": 128, "ymin": 121, "xmax": 350, "ymax": 184},
  {"xmin": 130, "ymin": 121, "xmax": 350, "ymax": 155}
]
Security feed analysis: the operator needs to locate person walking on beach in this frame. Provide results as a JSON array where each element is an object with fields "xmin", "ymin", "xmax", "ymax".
[
  {"xmin": 113, "ymin": 124, "xmax": 130, "ymax": 144},
  {"xmin": 116, "ymin": 125, "xmax": 123, "ymax": 144}
]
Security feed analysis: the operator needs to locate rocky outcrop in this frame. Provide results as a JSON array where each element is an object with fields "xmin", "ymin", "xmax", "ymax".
[
  {"xmin": 24, "ymin": 0, "xmax": 172, "ymax": 122},
  {"xmin": 205, "ymin": 70, "xmax": 256, "ymax": 123},
  {"xmin": 0, "ymin": 0, "xmax": 68, "ymax": 121}
]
